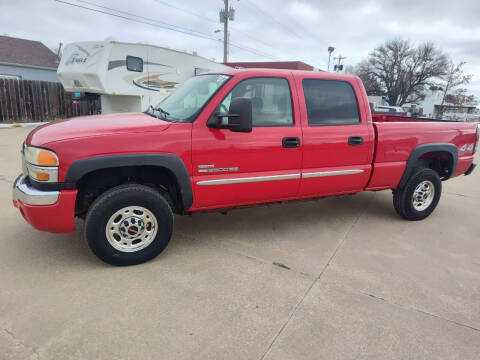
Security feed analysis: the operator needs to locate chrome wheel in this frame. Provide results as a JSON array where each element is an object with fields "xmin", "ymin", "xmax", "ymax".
[
  {"xmin": 412, "ymin": 180, "xmax": 435, "ymax": 211},
  {"xmin": 105, "ymin": 206, "xmax": 158, "ymax": 253}
]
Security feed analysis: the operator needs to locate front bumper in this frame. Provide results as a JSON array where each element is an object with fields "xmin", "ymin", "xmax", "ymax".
[
  {"xmin": 13, "ymin": 175, "xmax": 59, "ymax": 205},
  {"xmin": 12, "ymin": 174, "xmax": 78, "ymax": 233}
]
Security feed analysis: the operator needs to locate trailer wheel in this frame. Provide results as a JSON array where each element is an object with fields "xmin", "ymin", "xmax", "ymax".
[
  {"xmin": 84, "ymin": 184, "xmax": 173, "ymax": 266},
  {"xmin": 393, "ymin": 167, "xmax": 442, "ymax": 221}
]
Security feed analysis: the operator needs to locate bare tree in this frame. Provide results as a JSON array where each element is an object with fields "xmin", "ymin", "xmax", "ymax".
[
  {"xmin": 354, "ymin": 61, "xmax": 383, "ymax": 96},
  {"xmin": 438, "ymin": 61, "xmax": 473, "ymax": 116},
  {"xmin": 357, "ymin": 39, "xmax": 448, "ymax": 106}
]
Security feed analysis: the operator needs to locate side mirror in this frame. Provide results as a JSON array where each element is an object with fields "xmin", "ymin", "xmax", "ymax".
[{"xmin": 207, "ymin": 97, "xmax": 252, "ymax": 133}]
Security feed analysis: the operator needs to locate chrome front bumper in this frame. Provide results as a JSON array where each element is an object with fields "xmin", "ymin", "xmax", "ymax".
[{"xmin": 13, "ymin": 175, "xmax": 60, "ymax": 206}]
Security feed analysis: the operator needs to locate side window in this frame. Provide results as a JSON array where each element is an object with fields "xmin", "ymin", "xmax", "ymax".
[
  {"xmin": 303, "ymin": 79, "xmax": 360, "ymax": 126},
  {"xmin": 218, "ymin": 77, "xmax": 293, "ymax": 126},
  {"xmin": 126, "ymin": 56, "xmax": 143, "ymax": 72}
]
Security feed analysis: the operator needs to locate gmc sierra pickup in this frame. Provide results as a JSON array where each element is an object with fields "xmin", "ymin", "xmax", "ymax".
[{"xmin": 13, "ymin": 69, "xmax": 478, "ymax": 266}]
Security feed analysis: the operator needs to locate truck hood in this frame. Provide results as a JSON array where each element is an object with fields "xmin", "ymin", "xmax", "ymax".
[{"xmin": 27, "ymin": 112, "xmax": 171, "ymax": 146}]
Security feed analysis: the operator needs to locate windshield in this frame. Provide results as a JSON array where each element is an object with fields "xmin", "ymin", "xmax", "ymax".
[{"xmin": 150, "ymin": 74, "xmax": 231, "ymax": 122}]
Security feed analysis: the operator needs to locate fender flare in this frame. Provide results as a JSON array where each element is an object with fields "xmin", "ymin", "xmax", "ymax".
[
  {"xmin": 398, "ymin": 143, "xmax": 458, "ymax": 189},
  {"xmin": 65, "ymin": 154, "xmax": 193, "ymax": 212}
]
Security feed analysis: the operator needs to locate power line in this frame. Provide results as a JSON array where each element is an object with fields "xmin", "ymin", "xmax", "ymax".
[
  {"xmin": 239, "ymin": 0, "xmax": 329, "ymax": 64},
  {"xmin": 54, "ymin": 0, "xmax": 281, "ymax": 60},
  {"xmin": 152, "ymin": 0, "xmax": 214, "ymax": 23},
  {"xmin": 62, "ymin": 0, "xmax": 280, "ymax": 60},
  {"xmin": 61, "ymin": 0, "xmax": 216, "ymax": 40},
  {"xmin": 151, "ymin": 0, "xmax": 287, "ymax": 56},
  {"xmin": 242, "ymin": 0, "xmax": 305, "ymax": 40},
  {"xmin": 148, "ymin": 0, "xmax": 314, "ymax": 64}
]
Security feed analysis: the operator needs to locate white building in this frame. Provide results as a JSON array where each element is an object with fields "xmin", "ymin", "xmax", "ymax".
[
  {"xmin": 369, "ymin": 89, "xmax": 478, "ymax": 121},
  {"xmin": 418, "ymin": 88, "xmax": 478, "ymax": 120}
]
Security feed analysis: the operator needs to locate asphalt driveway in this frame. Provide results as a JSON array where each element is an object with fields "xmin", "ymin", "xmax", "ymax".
[{"xmin": 1, "ymin": 126, "xmax": 479, "ymax": 359}]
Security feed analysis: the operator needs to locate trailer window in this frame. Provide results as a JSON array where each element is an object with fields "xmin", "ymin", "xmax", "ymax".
[
  {"xmin": 126, "ymin": 56, "xmax": 143, "ymax": 72},
  {"xmin": 303, "ymin": 79, "xmax": 360, "ymax": 126}
]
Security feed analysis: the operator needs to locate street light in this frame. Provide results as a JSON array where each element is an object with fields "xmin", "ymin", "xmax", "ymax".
[{"xmin": 328, "ymin": 46, "xmax": 335, "ymax": 72}]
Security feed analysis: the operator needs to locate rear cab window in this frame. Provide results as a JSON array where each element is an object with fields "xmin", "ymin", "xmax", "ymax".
[{"xmin": 302, "ymin": 79, "xmax": 360, "ymax": 126}]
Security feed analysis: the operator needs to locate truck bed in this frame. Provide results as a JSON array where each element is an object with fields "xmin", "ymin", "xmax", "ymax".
[
  {"xmin": 366, "ymin": 113, "xmax": 477, "ymax": 191},
  {"xmin": 373, "ymin": 113, "xmax": 455, "ymax": 123}
]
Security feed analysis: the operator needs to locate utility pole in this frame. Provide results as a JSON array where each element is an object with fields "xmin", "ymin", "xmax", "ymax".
[
  {"xmin": 219, "ymin": 0, "xmax": 235, "ymax": 63},
  {"xmin": 55, "ymin": 42, "xmax": 63, "ymax": 64},
  {"xmin": 327, "ymin": 46, "xmax": 335, "ymax": 72},
  {"xmin": 333, "ymin": 55, "xmax": 346, "ymax": 72},
  {"xmin": 223, "ymin": 0, "xmax": 228, "ymax": 62}
]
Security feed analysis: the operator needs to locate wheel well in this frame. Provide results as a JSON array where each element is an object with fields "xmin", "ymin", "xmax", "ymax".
[
  {"xmin": 74, "ymin": 166, "xmax": 183, "ymax": 217},
  {"xmin": 417, "ymin": 151, "xmax": 454, "ymax": 180}
]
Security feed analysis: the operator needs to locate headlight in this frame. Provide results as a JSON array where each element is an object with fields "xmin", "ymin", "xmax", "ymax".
[
  {"xmin": 24, "ymin": 146, "xmax": 59, "ymax": 166},
  {"xmin": 23, "ymin": 145, "xmax": 58, "ymax": 182}
]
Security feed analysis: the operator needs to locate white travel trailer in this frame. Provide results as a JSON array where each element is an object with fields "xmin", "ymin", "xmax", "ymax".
[{"xmin": 57, "ymin": 40, "xmax": 230, "ymax": 113}]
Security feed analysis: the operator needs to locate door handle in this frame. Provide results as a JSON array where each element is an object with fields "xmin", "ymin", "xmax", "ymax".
[
  {"xmin": 348, "ymin": 136, "xmax": 364, "ymax": 146},
  {"xmin": 282, "ymin": 137, "xmax": 301, "ymax": 148}
]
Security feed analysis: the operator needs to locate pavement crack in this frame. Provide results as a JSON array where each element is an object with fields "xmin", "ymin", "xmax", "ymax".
[
  {"xmin": 272, "ymin": 262, "xmax": 290, "ymax": 270},
  {"xmin": 176, "ymin": 230, "xmax": 314, "ymax": 279},
  {"xmin": 444, "ymin": 191, "xmax": 479, "ymax": 200},
  {"xmin": 0, "ymin": 175, "xmax": 13, "ymax": 184},
  {"xmin": 363, "ymin": 292, "xmax": 385, "ymax": 301},
  {"xmin": 358, "ymin": 290, "xmax": 480, "ymax": 334},
  {"xmin": 1, "ymin": 326, "xmax": 40, "ymax": 359},
  {"xmin": 259, "ymin": 193, "xmax": 375, "ymax": 360},
  {"xmin": 445, "ymin": 192, "xmax": 468, "ymax": 197}
]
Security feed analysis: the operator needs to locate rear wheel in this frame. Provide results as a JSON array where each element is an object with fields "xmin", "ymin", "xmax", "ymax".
[
  {"xmin": 84, "ymin": 184, "xmax": 173, "ymax": 266},
  {"xmin": 393, "ymin": 168, "xmax": 442, "ymax": 221}
]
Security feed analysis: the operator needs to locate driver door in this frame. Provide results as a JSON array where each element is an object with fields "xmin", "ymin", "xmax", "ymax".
[{"xmin": 191, "ymin": 74, "xmax": 303, "ymax": 209}]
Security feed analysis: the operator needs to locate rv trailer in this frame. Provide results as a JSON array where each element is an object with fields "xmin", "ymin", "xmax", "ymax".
[{"xmin": 57, "ymin": 40, "xmax": 230, "ymax": 114}]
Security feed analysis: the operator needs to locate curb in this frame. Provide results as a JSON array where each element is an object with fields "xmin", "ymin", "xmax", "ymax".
[{"xmin": 0, "ymin": 122, "xmax": 46, "ymax": 129}]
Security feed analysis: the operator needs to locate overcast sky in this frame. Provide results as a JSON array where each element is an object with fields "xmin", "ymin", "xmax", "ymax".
[{"xmin": 1, "ymin": 0, "xmax": 480, "ymax": 98}]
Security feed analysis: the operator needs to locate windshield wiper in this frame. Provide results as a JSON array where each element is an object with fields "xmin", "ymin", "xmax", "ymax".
[
  {"xmin": 150, "ymin": 106, "xmax": 189, "ymax": 123},
  {"xmin": 148, "ymin": 105, "xmax": 187, "ymax": 123},
  {"xmin": 153, "ymin": 106, "xmax": 170, "ymax": 119},
  {"xmin": 147, "ymin": 105, "xmax": 169, "ymax": 120}
]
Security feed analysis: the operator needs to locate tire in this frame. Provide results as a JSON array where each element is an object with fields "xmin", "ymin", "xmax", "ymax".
[
  {"xmin": 84, "ymin": 184, "xmax": 173, "ymax": 266},
  {"xmin": 393, "ymin": 167, "xmax": 442, "ymax": 221}
]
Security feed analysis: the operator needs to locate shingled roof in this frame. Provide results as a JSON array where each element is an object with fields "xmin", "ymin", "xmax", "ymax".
[{"xmin": 0, "ymin": 35, "xmax": 58, "ymax": 69}]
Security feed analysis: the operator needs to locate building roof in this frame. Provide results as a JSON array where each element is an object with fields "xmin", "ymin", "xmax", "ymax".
[
  {"xmin": 0, "ymin": 35, "xmax": 58, "ymax": 69},
  {"xmin": 224, "ymin": 61, "xmax": 320, "ymax": 71}
]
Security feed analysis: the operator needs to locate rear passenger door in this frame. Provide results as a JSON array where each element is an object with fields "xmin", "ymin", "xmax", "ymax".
[{"xmin": 296, "ymin": 77, "xmax": 374, "ymax": 196}]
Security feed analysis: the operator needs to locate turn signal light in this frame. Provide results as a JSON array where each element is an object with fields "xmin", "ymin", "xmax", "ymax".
[
  {"xmin": 35, "ymin": 172, "xmax": 50, "ymax": 181},
  {"xmin": 37, "ymin": 150, "xmax": 58, "ymax": 166}
]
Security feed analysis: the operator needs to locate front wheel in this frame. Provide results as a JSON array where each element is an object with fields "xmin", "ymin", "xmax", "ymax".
[
  {"xmin": 84, "ymin": 184, "xmax": 174, "ymax": 266},
  {"xmin": 393, "ymin": 168, "xmax": 442, "ymax": 221}
]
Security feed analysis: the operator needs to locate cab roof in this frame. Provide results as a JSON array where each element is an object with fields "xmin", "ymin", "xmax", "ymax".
[{"xmin": 211, "ymin": 67, "xmax": 360, "ymax": 82}]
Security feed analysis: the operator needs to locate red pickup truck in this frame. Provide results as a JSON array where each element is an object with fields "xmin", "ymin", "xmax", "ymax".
[{"xmin": 13, "ymin": 69, "xmax": 478, "ymax": 266}]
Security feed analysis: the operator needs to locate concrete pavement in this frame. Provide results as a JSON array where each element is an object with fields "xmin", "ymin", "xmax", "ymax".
[{"xmin": 1, "ymin": 126, "xmax": 479, "ymax": 359}]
